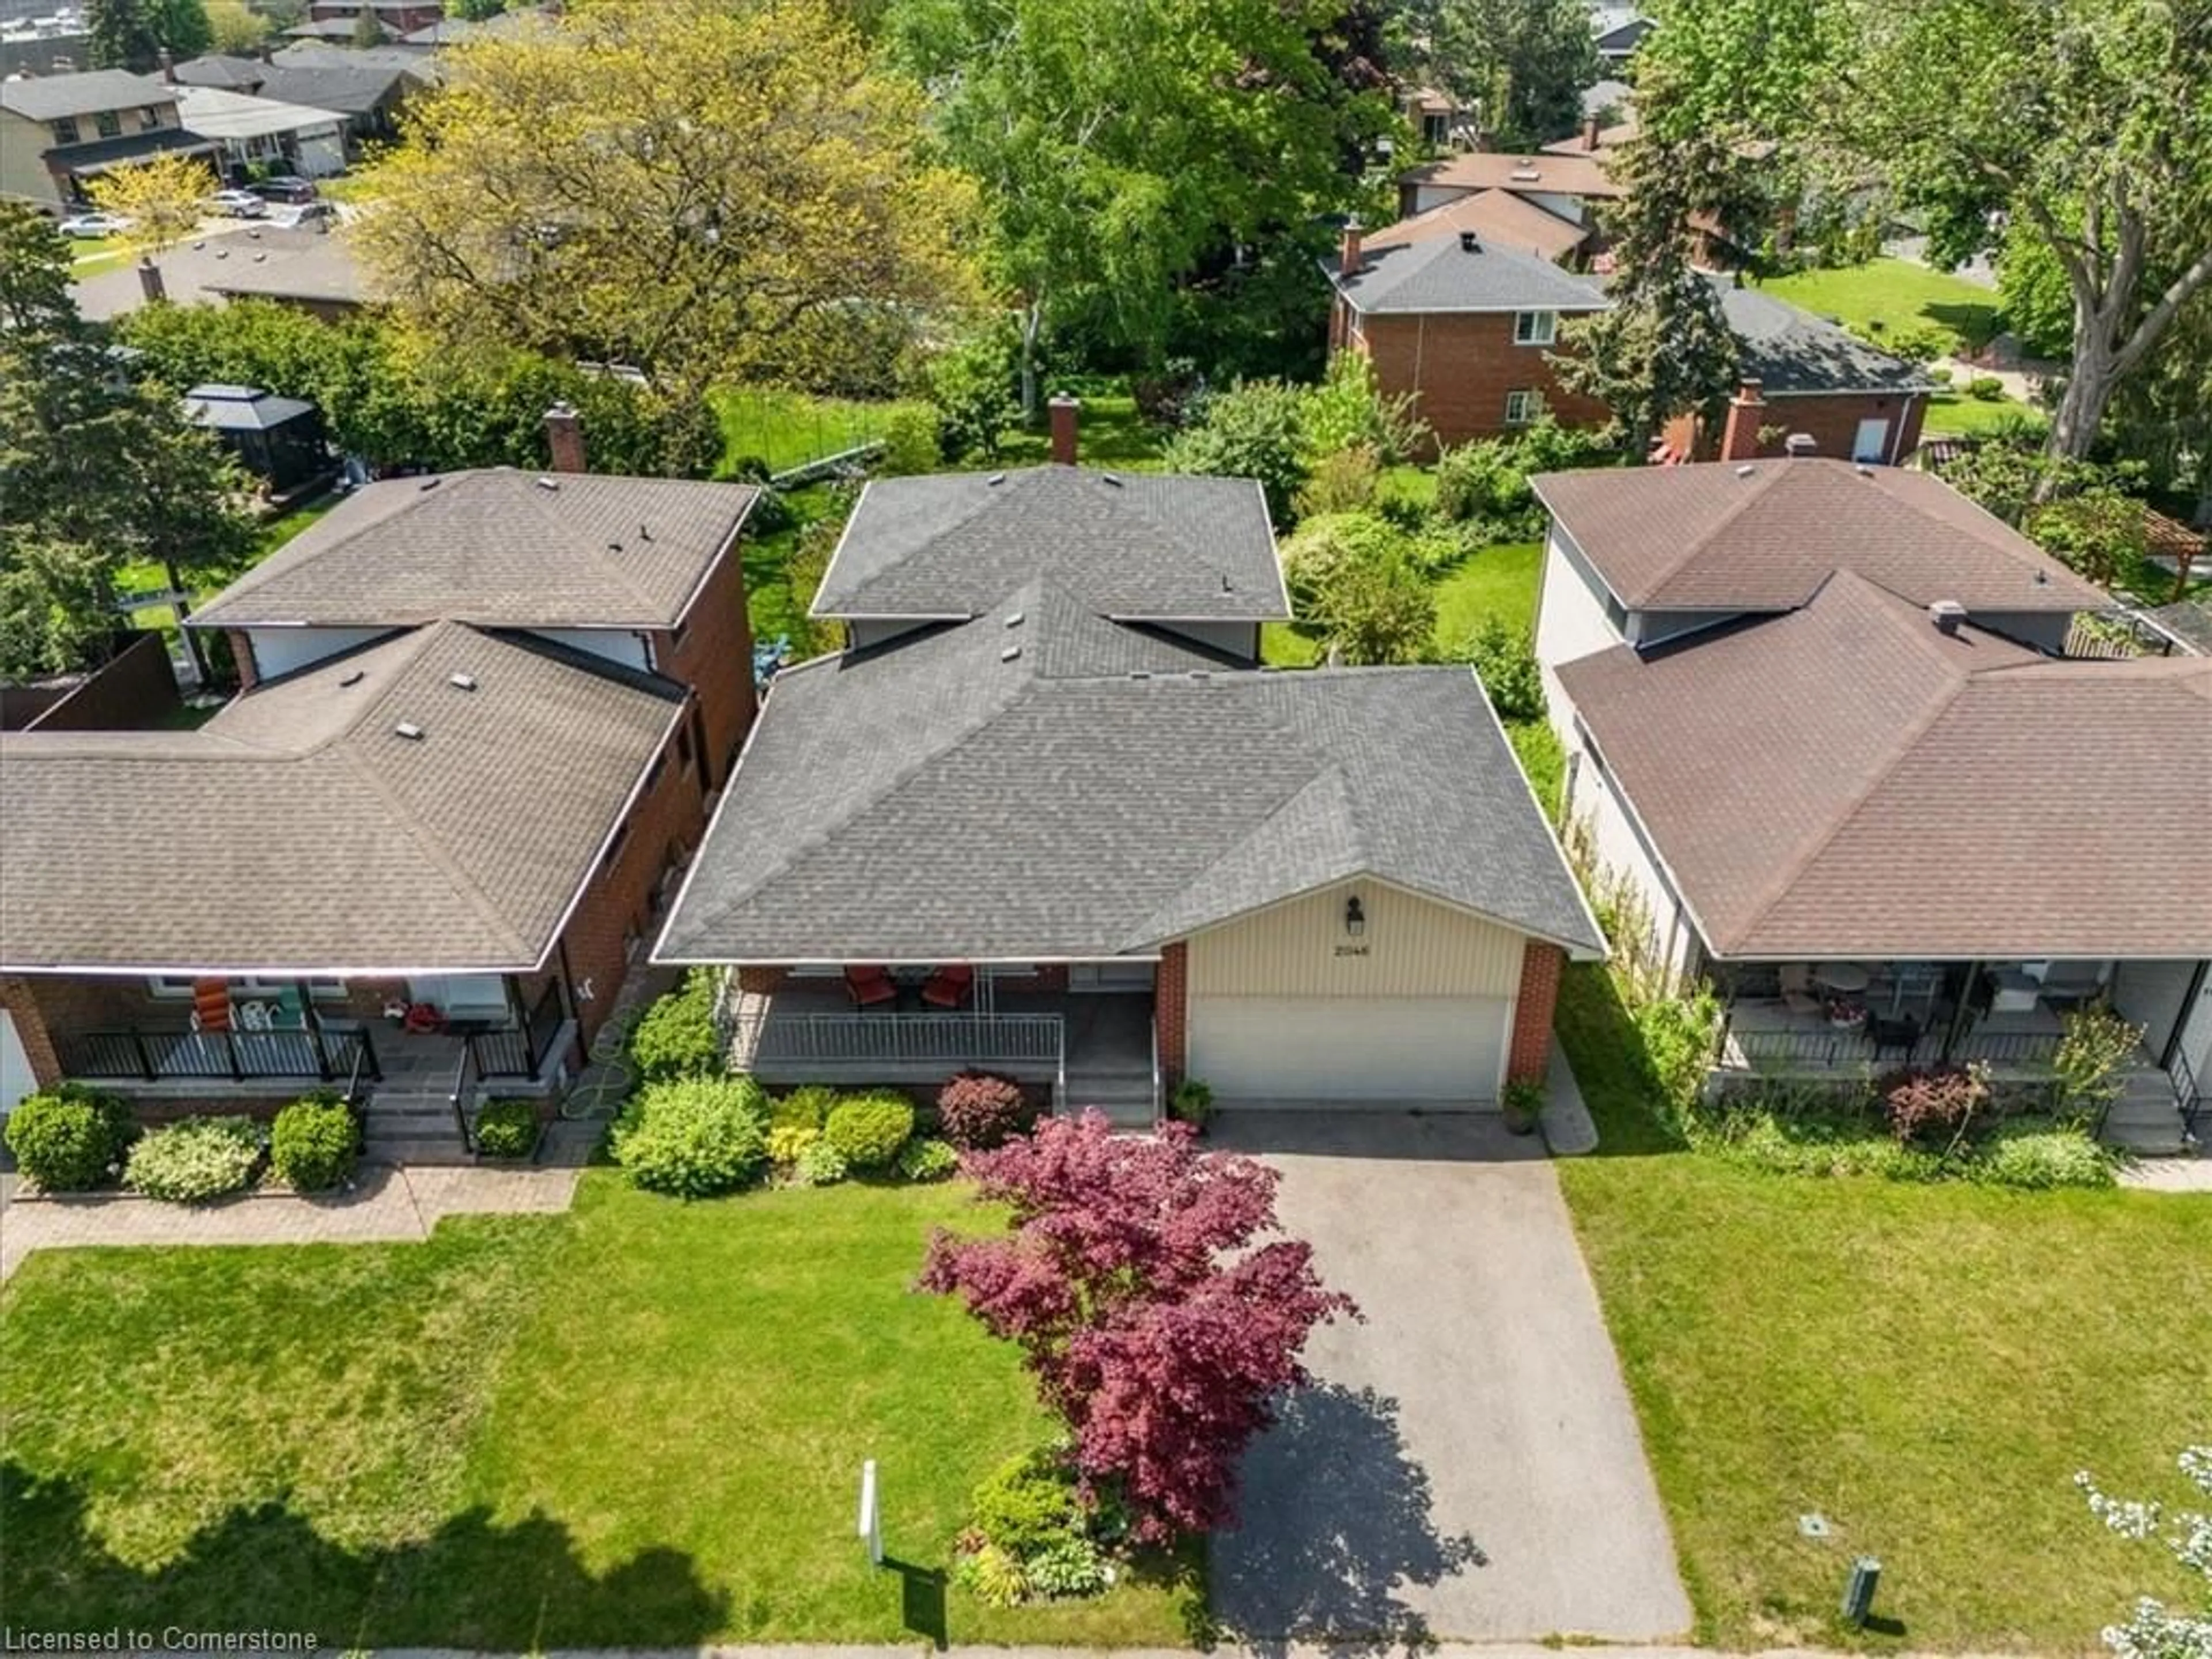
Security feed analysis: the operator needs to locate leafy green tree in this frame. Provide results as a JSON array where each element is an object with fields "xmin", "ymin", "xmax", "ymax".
[
  {"xmin": 1400, "ymin": 0, "xmax": 1599, "ymax": 149},
  {"xmin": 355, "ymin": 0, "xmax": 978, "ymax": 403},
  {"xmin": 86, "ymin": 0, "xmax": 162, "ymax": 69},
  {"xmin": 204, "ymin": 0, "xmax": 268, "ymax": 51},
  {"xmin": 1161, "ymin": 381, "xmax": 1310, "ymax": 523},
  {"xmin": 1305, "ymin": 536, "xmax": 1435, "ymax": 663},
  {"xmin": 1995, "ymin": 215, "xmax": 2075, "ymax": 361},
  {"xmin": 926, "ymin": 326, "xmax": 1021, "ymax": 463},
  {"xmin": 887, "ymin": 0, "xmax": 1392, "ymax": 408},
  {"xmin": 0, "ymin": 200, "xmax": 73, "ymax": 335},
  {"xmin": 154, "ymin": 0, "xmax": 214, "ymax": 55},
  {"xmin": 1554, "ymin": 135, "xmax": 1740, "ymax": 453}
]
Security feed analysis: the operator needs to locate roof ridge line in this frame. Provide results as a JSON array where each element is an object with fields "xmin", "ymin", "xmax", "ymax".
[
  {"xmin": 200, "ymin": 471, "xmax": 488, "ymax": 618},
  {"xmin": 1118, "ymin": 764, "xmax": 1357, "ymax": 949},
  {"xmin": 1642, "ymin": 458, "xmax": 1789, "ymax": 602}
]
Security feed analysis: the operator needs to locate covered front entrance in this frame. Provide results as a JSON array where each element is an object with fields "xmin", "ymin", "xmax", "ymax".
[{"xmin": 1189, "ymin": 995, "xmax": 1510, "ymax": 1107}]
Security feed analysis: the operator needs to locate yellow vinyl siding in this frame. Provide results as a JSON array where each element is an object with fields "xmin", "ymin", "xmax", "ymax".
[{"xmin": 1186, "ymin": 878, "xmax": 1528, "ymax": 999}]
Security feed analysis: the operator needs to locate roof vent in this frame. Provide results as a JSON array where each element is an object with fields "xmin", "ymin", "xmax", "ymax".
[
  {"xmin": 1733, "ymin": 463, "xmax": 1757, "ymax": 478},
  {"xmin": 1000, "ymin": 645, "xmax": 1022, "ymax": 662},
  {"xmin": 1784, "ymin": 433, "xmax": 1817, "ymax": 458},
  {"xmin": 1854, "ymin": 463, "xmax": 1875, "ymax": 477},
  {"xmin": 448, "ymin": 672, "xmax": 478, "ymax": 691},
  {"xmin": 393, "ymin": 721, "xmax": 425, "ymax": 740},
  {"xmin": 1459, "ymin": 228, "xmax": 1480, "ymax": 252},
  {"xmin": 1220, "ymin": 572, "xmax": 1233, "ymax": 592},
  {"xmin": 1101, "ymin": 473, "xmax": 1123, "ymax": 487},
  {"xmin": 1189, "ymin": 670, "xmax": 1211, "ymax": 682},
  {"xmin": 1928, "ymin": 599, "xmax": 1967, "ymax": 636},
  {"xmin": 637, "ymin": 521, "xmax": 652, "ymax": 541},
  {"xmin": 1003, "ymin": 611, "xmax": 1025, "ymax": 628},
  {"xmin": 534, "ymin": 476, "xmax": 560, "ymax": 491},
  {"xmin": 607, "ymin": 540, "xmax": 623, "ymax": 553},
  {"xmin": 986, "ymin": 472, "xmax": 1006, "ymax": 486},
  {"xmin": 338, "ymin": 669, "xmax": 365, "ymax": 687},
  {"xmin": 1510, "ymin": 166, "xmax": 1541, "ymax": 182},
  {"xmin": 1128, "ymin": 671, "xmax": 1152, "ymax": 680}
]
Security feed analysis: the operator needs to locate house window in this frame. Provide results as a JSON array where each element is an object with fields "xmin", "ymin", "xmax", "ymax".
[
  {"xmin": 149, "ymin": 976, "xmax": 347, "ymax": 999},
  {"xmin": 94, "ymin": 109, "xmax": 122, "ymax": 139},
  {"xmin": 1513, "ymin": 309, "xmax": 1558, "ymax": 346},
  {"xmin": 50, "ymin": 118, "xmax": 79, "ymax": 145},
  {"xmin": 137, "ymin": 106, "xmax": 160, "ymax": 131},
  {"xmin": 1503, "ymin": 389, "xmax": 1539, "ymax": 426}
]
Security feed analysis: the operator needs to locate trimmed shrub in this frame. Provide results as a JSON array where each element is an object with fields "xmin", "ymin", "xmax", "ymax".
[
  {"xmin": 611, "ymin": 1075, "xmax": 770, "ymax": 1197},
  {"xmin": 1161, "ymin": 378, "xmax": 1308, "ymax": 522},
  {"xmin": 1292, "ymin": 444, "xmax": 1380, "ymax": 518},
  {"xmin": 896, "ymin": 1136, "xmax": 960, "ymax": 1181},
  {"xmin": 771, "ymin": 1085, "xmax": 836, "ymax": 1132},
  {"xmin": 1023, "ymin": 1536, "xmax": 1109, "ymax": 1599},
  {"xmin": 628, "ymin": 969, "xmax": 724, "ymax": 1081},
  {"xmin": 1975, "ymin": 1126, "xmax": 2116, "ymax": 1190},
  {"xmin": 473, "ymin": 1097, "xmax": 538, "ymax": 1160},
  {"xmin": 1462, "ymin": 612, "xmax": 1544, "ymax": 722},
  {"xmin": 1170, "ymin": 1078, "xmax": 1213, "ymax": 1129},
  {"xmin": 1881, "ymin": 1064, "xmax": 1990, "ymax": 1146},
  {"xmin": 823, "ymin": 1092, "xmax": 914, "ymax": 1169},
  {"xmin": 269, "ymin": 1093, "xmax": 357, "ymax": 1191},
  {"xmin": 879, "ymin": 402, "xmax": 943, "ymax": 476},
  {"xmin": 970, "ymin": 1447, "xmax": 1088, "ymax": 1555},
  {"xmin": 767, "ymin": 1123, "xmax": 820, "ymax": 1165},
  {"xmin": 3, "ymin": 1085, "xmax": 135, "ymax": 1192},
  {"xmin": 937, "ymin": 1071, "xmax": 1032, "ymax": 1149},
  {"xmin": 1968, "ymin": 375, "xmax": 2006, "ymax": 400},
  {"xmin": 790, "ymin": 1138, "xmax": 849, "ymax": 1187},
  {"xmin": 124, "ymin": 1116, "xmax": 264, "ymax": 1203}
]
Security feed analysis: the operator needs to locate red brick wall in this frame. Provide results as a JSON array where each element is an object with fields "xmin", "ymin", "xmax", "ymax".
[
  {"xmin": 1156, "ymin": 942, "xmax": 1188, "ymax": 1086},
  {"xmin": 736, "ymin": 966, "xmax": 787, "ymax": 994},
  {"xmin": 227, "ymin": 629, "xmax": 260, "ymax": 691},
  {"xmin": 1665, "ymin": 392, "xmax": 1930, "ymax": 464},
  {"xmin": 1351, "ymin": 312, "xmax": 1611, "ymax": 453},
  {"xmin": 653, "ymin": 537, "xmax": 755, "ymax": 788},
  {"xmin": 548, "ymin": 717, "xmax": 706, "ymax": 1046},
  {"xmin": 1508, "ymin": 940, "xmax": 1565, "ymax": 1084},
  {"xmin": 1, "ymin": 978, "xmax": 62, "ymax": 1089}
]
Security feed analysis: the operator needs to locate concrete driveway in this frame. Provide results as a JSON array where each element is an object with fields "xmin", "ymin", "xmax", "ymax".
[{"xmin": 1208, "ymin": 1112, "xmax": 1692, "ymax": 1647}]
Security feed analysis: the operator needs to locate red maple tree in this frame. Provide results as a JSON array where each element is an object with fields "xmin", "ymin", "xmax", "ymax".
[{"xmin": 919, "ymin": 1109, "xmax": 1355, "ymax": 1541}]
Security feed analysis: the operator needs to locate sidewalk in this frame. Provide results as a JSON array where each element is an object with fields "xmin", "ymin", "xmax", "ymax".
[{"xmin": 0, "ymin": 1160, "xmax": 579, "ymax": 1282}]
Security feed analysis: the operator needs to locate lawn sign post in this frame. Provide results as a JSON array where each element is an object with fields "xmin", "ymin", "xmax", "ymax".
[{"xmin": 858, "ymin": 1459, "xmax": 883, "ymax": 1568}]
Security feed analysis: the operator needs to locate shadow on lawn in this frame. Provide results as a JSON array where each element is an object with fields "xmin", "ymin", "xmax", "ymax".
[
  {"xmin": 1554, "ymin": 964, "xmax": 1690, "ymax": 1160},
  {"xmin": 0, "ymin": 1461, "xmax": 726, "ymax": 1646},
  {"xmin": 1210, "ymin": 1384, "xmax": 1482, "ymax": 1657}
]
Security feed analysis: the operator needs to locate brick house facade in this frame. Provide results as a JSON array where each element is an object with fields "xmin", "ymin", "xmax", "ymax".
[
  {"xmin": 1661, "ymin": 387, "xmax": 1928, "ymax": 466},
  {"xmin": 1335, "ymin": 302, "xmax": 1613, "ymax": 452}
]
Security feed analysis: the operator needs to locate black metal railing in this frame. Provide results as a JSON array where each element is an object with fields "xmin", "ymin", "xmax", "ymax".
[
  {"xmin": 1719, "ymin": 1021, "xmax": 2066, "ymax": 1073},
  {"xmin": 2173, "ymin": 1048, "xmax": 2203, "ymax": 1138},
  {"xmin": 449, "ymin": 1040, "xmax": 478, "ymax": 1154},
  {"xmin": 59, "ymin": 1024, "xmax": 380, "ymax": 1084},
  {"xmin": 463, "ymin": 981, "xmax": 567, "ymax": 1078}
]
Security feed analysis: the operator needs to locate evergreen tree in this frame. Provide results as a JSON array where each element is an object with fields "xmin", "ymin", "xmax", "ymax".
[{"xmin": 86, "ymin": 0, "xmax": 163, "ymax": 70}]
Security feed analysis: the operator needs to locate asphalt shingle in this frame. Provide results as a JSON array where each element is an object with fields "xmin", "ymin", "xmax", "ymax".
[{"xmin": 1334, "ymin": 231, "xmax": 1611, "ymax": 316}]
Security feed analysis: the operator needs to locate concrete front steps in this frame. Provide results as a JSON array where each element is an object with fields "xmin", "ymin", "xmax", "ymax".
[
  {"xmin": 2100, "ymin": 1070, "xmax": 2196, "ymax": 1158},
  {"xmin": 1065, "ymin": 1065, "xmax": 1158, "ymax": 1130},
  {"xmin": 359, "ymin": 1089, "xmax": 476, "ymax": 1166}
]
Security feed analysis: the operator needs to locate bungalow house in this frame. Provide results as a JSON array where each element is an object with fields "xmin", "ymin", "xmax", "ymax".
[
  {"xmin": 1528, "ymin": 458, "xmax": 2210, "ymax": 1152},
  {"xmin": 1324, "ymin": 221, "xmax": 1611, "ymax": 450},
  {"xmin": 1396, "ymin": 147, "xmax": 1622, "ymax": 229},
  {"xmin": 0, "ymin": 442, "xmax": 760, "ymax": 1157},
  {"xmin": 0, "ymin": 69, "xmax": 216, "ymax": 210},
  {"xmin": 654, "ymin": 405, "xmax": 1605, "ymax": 1122},
  {"xmin": 251, "ymin": 57, "xmax": 427, "ymax": 149},
  {"xmin": 172, "ymin": 82, "xmax": 348, "ymax": 181}
]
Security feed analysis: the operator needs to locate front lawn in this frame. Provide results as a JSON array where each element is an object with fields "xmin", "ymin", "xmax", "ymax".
[
  {"xmin": 0, "ymin": 1176, "xmax": 1199, "ymax": 1646},
  {"xmin": 1552, "ymin": 968, "xmax": 2212, "ymax": 1650},
  {"xmin": 1921, "ymin": 388, "xmax": 2044, "ymax": 439},
  {"xmin": 1759, "ymin": 258, "xmax": 2002, "ymax": 355}
]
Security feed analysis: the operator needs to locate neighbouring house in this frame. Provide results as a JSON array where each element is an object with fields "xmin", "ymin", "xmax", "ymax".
[
  {"xmin": 71, "ymin": 225, "xmax": 374, "ymax": 323},
  {"xmin": 1659, "ymin": 282, "xmax": 1934, "ymax": 464},
  {"xmin": 169, "ymin": 54, "xmax": 272, "ymax": 94},
  {"xmin": 1590, "ymin": 2, "xmax": 1652, "ymax": 65},
  {"xmin": 181, "ymin": 384, "xmax": 334, "ymax": 497},
  {"xmin": 172, "ymin": 83, "xmax": 348, "ymax": 181},
  {"xmin": 1528, "ymin": 457, "xmax": 2210, "ymax": 1152},
  {"xmin": 402, "ymin": 9, "xmax": 548, "ymax": 47},
  {"xmin": 305, "ymin": 0, "xmax": 449, "ymax": 35},
  {"xmin": 653, "ymin": 403, "xmax": 1605, "ymax": 1123},
  {"xmin": 1366, "ymin": 189, "xmax": 1594, "ymax": 269},
  {"xmin": 282, "ymin": 15, "xmax": 395, "ymax": 40},
  {"xmin": 1400, "ymin": 85, "xmax": 1468, "ymax": 151},
  {"xmin": 1325, "ymin": 220, "xmax": 1611, "ymax": 449},
  {"xmin": 0, "ymin": 434, "xmax": 761, "ymax": 1156},
  {"xmin": 250, "ymin": 57, "xmax": 427, "ymax": 149},
  {"xmin": 1396, "ymin": 146, "xmax": 1622, "ymax": 229},
  {"xmin": 1543, "ymin": 112, "xmax": 1635, "ymax": 158},
  {"xmin": 0, "ymin": 69, "xmax": 216, "ymax": 210}
]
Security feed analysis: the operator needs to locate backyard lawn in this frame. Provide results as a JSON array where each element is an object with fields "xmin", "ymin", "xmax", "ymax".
[
  {"xmin": 1759, "ymin": 258, "xmax": 2002, "ymax": 355},
  {"xmin": 1552, "ymin": 968, "xmax": 2212, "ymax": 1650},
  {"xmin": 1920, "ymin": 388, "xmax": 2044, "ymax": 439},
  {"xmin": 0, "ymin": 1177, "xmax": 1199, "ymax": 1647}
]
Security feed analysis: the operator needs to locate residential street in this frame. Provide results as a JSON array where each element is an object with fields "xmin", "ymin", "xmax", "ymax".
[{"xmin": 1208, "ymin": 1113, "xmax": 1693, "ymax": 1645}]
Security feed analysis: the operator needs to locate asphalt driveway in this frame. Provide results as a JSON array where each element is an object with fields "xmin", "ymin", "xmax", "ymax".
[{"xmin": 1208, "ymin": 1112, "xmax": 1692, "ymax": 1647}]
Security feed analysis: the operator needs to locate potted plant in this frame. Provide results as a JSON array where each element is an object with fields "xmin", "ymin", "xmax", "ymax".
[
  {"xmin": 1501, "ymin": 1077, "xmax": 1544, "ymax": 1136},
  {"xmin": 1825, "ymin": 997, "xmax": 1866, "ymax": 1031},
  {"xmin": 1170, "ymin": 1077, "xmax": 1214, "ymax": 1133}
]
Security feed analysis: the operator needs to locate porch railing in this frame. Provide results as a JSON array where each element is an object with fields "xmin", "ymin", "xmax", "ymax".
[
  {"xmin": 740, "ymin": 1010, "xmax": 1064, "ymax": 1069},
  {"xmin": 1718, "ymin": 1022, "xmax": 2065, "ymax": 1072},
  {"xmin": 2174, "ymin": 1048, "xmax": 2203, "ymax": 1138},
  {"xmin": 465, "ymin": 981, "xmax": 567, "ymax": 1079},
  {"xmin": 59, "ymin": 1024, "xmax": 381, "ymax": 1085}
]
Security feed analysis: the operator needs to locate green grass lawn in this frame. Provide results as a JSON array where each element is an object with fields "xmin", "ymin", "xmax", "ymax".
[
  {"xmin": 1759, "ymin": 257, "xmax": 2003, "ymax": 355},
  {"xmin": 1551, "ymin": 967, "xmax": 2212, "ymax": 1650},
  {"xmin": 1921, "ymin": 388, "xmax": 2044, "ymax": 439},
  {"xmin": 710, "ymin": 387, "xmax": 932, "ymax": 478},
  {"xmin": 115, "ymin": 494, "xmax": 341, "ymax": 632},
  {"xmin": 1263, "ymin": 538, "xmax": 1543, "ymax": 670},
  {"xmin": 998, "ymin": 395, "xmax": 1171, "ymax": 471},
  {"xmin": 0, "ymin": 1175, "xmax": 1198, "ymax": 1647}
]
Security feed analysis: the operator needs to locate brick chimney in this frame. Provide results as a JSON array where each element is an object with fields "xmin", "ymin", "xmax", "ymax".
[
  {"xmin": 1719, "ymin": 380, "xmax": 1765, "ymax": 461},
  {"xmin": 1339, "ymin": 219, "xmax": 1363, "ymax": 277},
  {"xmin": 543, "ymin": 402, "xmax": 586, "ymax": 474},
  {"xmin": 1583, "ymin": 114, "xmax": 1601, "ymax": 150},
  {"xmin": 1048, "ymin": 395, "xmax": 1079, "ymax": 465}
]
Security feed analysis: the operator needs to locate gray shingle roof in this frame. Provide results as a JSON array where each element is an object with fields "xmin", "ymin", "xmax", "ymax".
[
  {"xmin": 656, "ymin": 595, "xmax": 1602, "ymax": 964},
  {"xmin": 0, "ymin": 70, "xmax": 169, "ymax": 121},
  {"xmin": 183, "ymin": 384, "xmax": 317, "ymax": 431},
  {"xmin": 1333, "ymin": 230, "xmax": 1611, "ymax": 315},
  {"xmin": 0, "ymin": 624, "xmax": 681, "ymax": 973},
  {"xmin": 253, "ymin": 61, "xmax": 421, "ymax": 114},
  {"xmin": 171, "ymin": 55, "xmax": 268, "ymax": 90},
  {"xmin": 1531, "ymin": 457, "xmax": 2107, "ymax": 612},
  {"xmin": 1557, "ymin": 571, "xmax": 2212, "ymax": 959},
  {"xmin": 1716, "ymin": 281, "xmax": 1933, "ymax": 395},
  {"xmin": 191, "ymin": 469, "xmax": 759, "ymax": 629},
  {"xmin": 811, "ymin": 466, "xmax": 1289, "ymax": 622}
]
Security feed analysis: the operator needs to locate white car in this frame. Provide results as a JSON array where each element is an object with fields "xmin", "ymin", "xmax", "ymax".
[
  {"xmin": 58, "ymin": 211, "xmax": 131, "ymax": 238},
  {"xmin": 207, "ymin": 190, "xmax": 268, "ymax": 219}
]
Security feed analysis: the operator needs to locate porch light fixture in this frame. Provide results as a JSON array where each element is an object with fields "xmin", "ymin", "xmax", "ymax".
[{"xmin": 1344, "ymin": 896, "xmax": 1366, "ymax": 937}]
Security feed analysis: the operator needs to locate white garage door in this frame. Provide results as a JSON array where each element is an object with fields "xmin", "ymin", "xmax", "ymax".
[
  {"xmin": 1, "ymin": 1011, "xmax": 36, "ymax": 1119},
  {"xmin": 1189, "ymin": 996, "xmax": 1509, "ymax": 1107}
]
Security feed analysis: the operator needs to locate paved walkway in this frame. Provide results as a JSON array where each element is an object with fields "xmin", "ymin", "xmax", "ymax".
[
  {"xmin": 2120, "ymin": 1142, "xmax": 2212, "ymax": 1192},
  {"xmin": 0, "ymin": 1160, "xmax": 579, "ymax": 1282},
  {"xmin": 1538, "ymin": 1036, "xmax": 1598, "ymax": 1156},
  {"xmin": 1207, "ymin": 1112, "xmax": 1692, "ymax": 1645}
]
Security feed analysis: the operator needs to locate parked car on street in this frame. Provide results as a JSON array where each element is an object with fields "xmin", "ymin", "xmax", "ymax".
[
  {"xmin": 207, "ymin": 190, "xmax": 269, "ymax": 218},
  {"xmin": 58, "ymin": 211, "xmax": 131, "ymax": 238},
  {"xmin": 250, "ymin": 176, "xmax": 319, "ymax": 206},
  {"xmin": 281, "ymin": 201, "xmax": 342, "ymax": 229}
]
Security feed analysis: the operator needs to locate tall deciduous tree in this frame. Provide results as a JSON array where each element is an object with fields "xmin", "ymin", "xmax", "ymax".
[
  {"xmin": 886, "ymin": 0, "xmax": 1391, "ymax": 410},
  {"xmin": 921, "ymin": 1112, "xmax": 1354, "ymax": 1543},
  {"xmin": 90, "ymin": 152, "xmax": 219, "ymax": 275},
  {"xmin": 353, "ymin": 0, "xmax": 978, "ymax": 402},
  {"xmin": 153, "ymin": 0, "xmax": 214, "ymax": 56},
  {"xmin": 204, "ymin": 0, "xmax": 268, "ymax": 52},
  {"xmin": 1395, "ymin": 0, "xmax": 1599, "ymax": 149}
]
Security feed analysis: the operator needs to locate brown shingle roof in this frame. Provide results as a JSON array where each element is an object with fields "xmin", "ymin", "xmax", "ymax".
[
  {"xmin": 0, "ymin": 624, "xmax": 681, "ymax": 973},
  {"xmin": 1400, "ymin": 150, "xmax": 1624, "ymax": 200},
  {"xmin": 1531, "ymin": 458, "xmax": 2105, "ymax": 613},
  {"xmin": 191, "ymin": 469, "xmax": 758, "ymax": 630},
  {"xmin": 1558, "ymin": 572, "xmax": 2212, "ymax": 959},
  {"xmin": 1365, "ymin": 190, "xmax": 1590, "ymax": 264}
]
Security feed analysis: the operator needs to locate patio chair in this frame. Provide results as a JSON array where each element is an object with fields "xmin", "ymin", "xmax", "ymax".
[
  {"xmin": 1777, "ymin": 963, "xmax": 1822, "ymax": 1017},
  {"xmin": 191, "ymin": 977, "xmax": 233, "ymax": 1033},
  {"xmin": 1869, "ymin": 1013, "xmax": 1921, "ymax": 1060},
  {"xmin": 919, "ymin": 964, "xmax": 974, "ymax": 1010},
  {"xmin": 843, "ymin": 964, "xmax": 898, "ymax": 1009}
]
